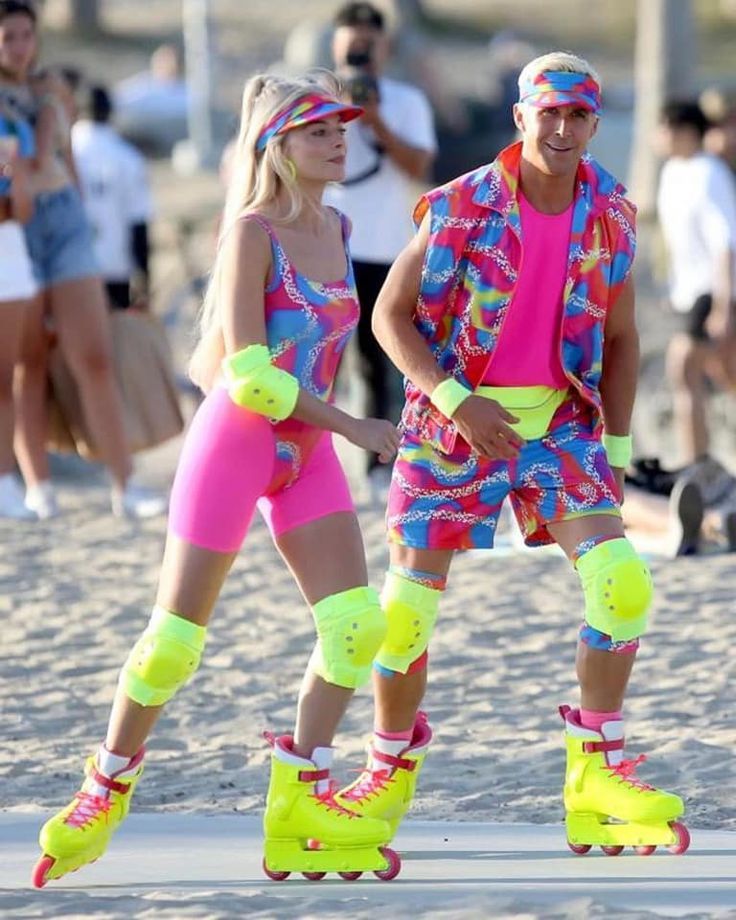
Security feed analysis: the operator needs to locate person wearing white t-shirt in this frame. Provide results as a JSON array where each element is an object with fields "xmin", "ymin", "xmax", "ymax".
[
  {"xmin": 72, "ymin": 85, "xmax": 153, "ymax": 310},
  {"xmin": 325, "ymin": 2, "xmax": 437, "ymax": 474},
  {"xmin": 657, "ymin": 100, "xmax": 736, "ymax": 464}
]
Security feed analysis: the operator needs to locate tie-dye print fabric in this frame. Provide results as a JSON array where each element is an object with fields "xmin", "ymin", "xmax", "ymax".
[
  {"xmin": 256, "ymin": 93, "xmax": 363, "ymax": 150},
  {"xmin": 245, "ymin": 212, "xmax": 359, "ymax": 490},
  {"xmin": 402, "ymin": 141, "xmax": 636, "ymax": 456},
  {"xmin": 518, "ymin": 70, "xmax": 602, "ymax": 113},
  {"xmin": 387, "ymin": 398, "xmax": 620, "ymax": 550}
]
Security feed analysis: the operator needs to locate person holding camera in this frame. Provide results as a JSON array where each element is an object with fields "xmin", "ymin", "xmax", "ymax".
[{"xmin": 326, "ymin": 2, "xmax": 436, "ymax": 483}]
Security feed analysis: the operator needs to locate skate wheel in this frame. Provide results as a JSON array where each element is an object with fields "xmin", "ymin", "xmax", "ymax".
[
  {"xmin": 600, "ymin": 845, "xmax": 624, "ymax": 856},
  {"xmin": 262, "ymin": 858, "xmax": 290, "ymax": 881},
  {"xmin": 302, "ymin": 871, "xmax": 326, "ymax": 880},
  {"xmin": 635, "ymin": 845, "xmax": 657, "ymax": 856},
  {"xmin": 31, "ymin": 855, "xmax": 56, "ymax": 889},
  {"xmin": 567, "ymin": 842, "xmax": 592, "ymax": 855},
  {"xmin": 373, "ymin": 846, "xmax": 401, "ymax": 881},
  {"xmin": 338, "ymin": 870, "xmax": 363, "ymax": 880},
  {"xmin": 668, "ymin": 821, "xmax": 691, "ymax": 855}
]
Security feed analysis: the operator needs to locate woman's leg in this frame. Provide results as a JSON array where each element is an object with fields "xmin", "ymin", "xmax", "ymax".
[
  {"xmin": 13, "ymin": 292, "xmax": 52, "ymax": 487},
  {"xmin": 0, "ymin": 299, "xmax": 27, "ymax": 474},
  {"xmin": 106, "ymin": 392, "xmax": 277, "ymax": 754},
  {"xmin": 104, "ymin": 535, "xmax": 238, "ymax": 756},
  {"xmin": 49, "ymin": 275, "xmax": 132, "ymax": 488},
  {"xmin": 274, "ymin": 510, "xmax": 372, "ymax": 755}
]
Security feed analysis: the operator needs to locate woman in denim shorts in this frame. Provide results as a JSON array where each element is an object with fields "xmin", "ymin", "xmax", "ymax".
[{"xmin": 0, "ymin": 0, "xmax": 165, "ymax": 519}]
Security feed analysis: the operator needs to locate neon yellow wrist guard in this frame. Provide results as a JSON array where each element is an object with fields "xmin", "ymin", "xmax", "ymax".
[
  {"xmin": 222, "ymin": 343, "xmax": 299, "ymax": 420},
  {"xmin": 430, "ymin": 377, "xmax": 471, "ymax": 418},
  {"xmin": 602, "ymin": 433, "xmax": 632, "ymax": 468}
]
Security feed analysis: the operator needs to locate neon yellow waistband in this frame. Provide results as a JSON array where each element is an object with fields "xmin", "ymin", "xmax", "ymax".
[{"xmin": 474, "ymin": 384, "xmax": 568, "ymax": 441}]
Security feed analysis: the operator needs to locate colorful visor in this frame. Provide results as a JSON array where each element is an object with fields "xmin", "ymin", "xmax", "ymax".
[
  {"xmin": 256, "ymin": 93, "xmax": 363, "ymax": 151},
  {"xmin": 518, "ymin": 70, "xmax": 601, "ymax": 114}
]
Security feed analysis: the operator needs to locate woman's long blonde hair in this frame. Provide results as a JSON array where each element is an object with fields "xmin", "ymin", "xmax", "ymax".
[{"xmin": 189, "ymin": 70, "xmax": 342, "ymax": 391}]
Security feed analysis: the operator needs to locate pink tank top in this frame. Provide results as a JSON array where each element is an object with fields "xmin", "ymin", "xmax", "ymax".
[{"xmin": 482, "ymin": 192, "xmax": 572, "ymax": 387}]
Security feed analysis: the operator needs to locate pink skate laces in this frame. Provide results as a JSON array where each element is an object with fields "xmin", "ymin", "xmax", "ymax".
[
  {"xmin": 607, "ymin": 754, "xmax": 655, "ymax": 791},
  {"xmin": 64, "ymin": 793, "xmax": 112, "ymax": 829},
  {"xmin": 342, "ymin": 767, "xmax": 393, "ymax": 802}
]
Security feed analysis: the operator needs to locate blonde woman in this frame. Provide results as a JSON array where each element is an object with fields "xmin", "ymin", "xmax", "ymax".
[{"xmin": 33, "ymin": 71, "xmax": 402, "ymax": 888}]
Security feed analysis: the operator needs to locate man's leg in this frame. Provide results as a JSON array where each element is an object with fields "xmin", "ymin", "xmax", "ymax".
[
  {"xmin": 373, "ymin": 545, "xmax": 454, "ymax": 731},
  {"xmin": 336, "ymin": 545, "xmax": 452, "ymax": 834},
  {"xmin": 547, "ymin": 514, "xmax": 686, "ymax": 852},
  {"xmin": 666, "ymin": 332, "xmax": 710, "ymax": 464}
]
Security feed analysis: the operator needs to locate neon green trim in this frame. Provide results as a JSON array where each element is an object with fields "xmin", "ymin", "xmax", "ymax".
[
  {"xmin": 309, "ymin": 587, "xmax": 386, "ymax": 689},
  {"xmin": 430, "ymin": 377, "xmax": 471, "ymax": 418},
  {"xmin": 575, "ymin": 538, "xmax": 653, "ymax": 642},
  {"xmin": 375, "ymin": 572, "xmax": 441, "ymax": 674},
  {"xmin": 121, "ymin": 606, "xmax": 207, "ymax": 707},
  {"xmin": 602, "ymin": 433, "xmax": 633, "ymax": 468},
  {"xmin": 223, "ymin": 342, "xmax": 270, "ymax": 377},
  {"xmin": 222, "ymin": 344, "xmax": 299, "ymax": 420},
  {"xmin": 475, "ymin": 384, "xmax": 568, "ymax": 440}
]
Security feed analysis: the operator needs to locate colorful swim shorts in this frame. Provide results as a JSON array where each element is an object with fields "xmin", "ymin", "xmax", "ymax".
[{"xmin": 387, "ymin": 398, "xmax": 620, "ymax": 550}]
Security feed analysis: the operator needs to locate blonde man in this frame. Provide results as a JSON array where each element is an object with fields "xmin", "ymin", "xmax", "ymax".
[{"xmin": 335, "ymin": 52, "xmax": 690, "ymax": 858}]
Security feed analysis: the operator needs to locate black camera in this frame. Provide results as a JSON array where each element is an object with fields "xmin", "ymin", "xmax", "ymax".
[{"xmin": 344, "ymin": 49, "xmax": 380, "ymax": 106}]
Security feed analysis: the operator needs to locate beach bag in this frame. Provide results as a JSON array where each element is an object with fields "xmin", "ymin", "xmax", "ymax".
[{"xmin": 47, "ymin": 309, "xmax": 184, "ymax": 459}]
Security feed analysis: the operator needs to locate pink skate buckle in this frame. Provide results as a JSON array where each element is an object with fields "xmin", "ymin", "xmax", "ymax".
[
  {"xmin": 298, "ymin": 768, "xmax": 330, "ymax": 783},
  {"xmin": 583, "ymin": 739, "xmax": 625, "ymax": 754},
  {"xmin": 372, "ymin": 748, "xmax": 416, "ymax": 772}
]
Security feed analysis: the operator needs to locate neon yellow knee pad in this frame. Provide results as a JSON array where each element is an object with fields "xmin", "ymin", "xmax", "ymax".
[
  {"xmin": 308, "ymin": 586, "xmax": 387, "ymax": 689},
  {"xmin": 374, "ymin": 572, "xmax": 441, "ymax": 675},
  {"xmin": 221, "ymin": 343, "xmax": 299, "ymax": 420},
  {"xmin": 121, "ymin": 606, "xmax": 207, "ymax": 707},
  {"xmin": 575, "ymin": 538, "xmax": 653, "ymax": 642}
]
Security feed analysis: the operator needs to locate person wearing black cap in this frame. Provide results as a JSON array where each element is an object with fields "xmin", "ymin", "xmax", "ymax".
[{"xmin": 326, "ymin": 1, "xmax": 437, "ymax": 484}]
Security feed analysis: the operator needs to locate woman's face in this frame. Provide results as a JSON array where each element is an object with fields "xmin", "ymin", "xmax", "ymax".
[
  {"xmin": 284, "ymin": 114, "xmax": 348, "ymax": 184},
  {"xmin": 0, "ymin": 12, "xmax": 37, "ymax": 80}
]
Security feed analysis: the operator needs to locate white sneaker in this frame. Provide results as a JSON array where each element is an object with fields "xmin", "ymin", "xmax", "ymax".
[
  {"xmin": 111, "ymin": 479, "xmax": 168, "ymax": 519},
  {"xmin": 24, "ymin": 480, "xmax": 59, "ymax": 520},
  {"xmin": 0, "ymin": 473, "xmax": 37, "ymax": 520}
]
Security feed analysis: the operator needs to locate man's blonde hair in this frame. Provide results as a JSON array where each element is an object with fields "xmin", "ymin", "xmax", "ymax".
[{"xmin": 517, "ymin": 51, "xmax": 601, "ymax": 93}]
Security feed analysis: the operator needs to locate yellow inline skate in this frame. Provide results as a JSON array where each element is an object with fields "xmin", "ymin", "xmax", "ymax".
[
  {"xmin": 263, "ymin": 734, "xmax": 401, "ymax": 881},
  {"xmin": 560, "ymin": 705, "xmax": 690, "ymax": 856},
  {"xmin": 335, "ymin": 711, "xmax": 432, "ymax": 838},
  {"xmin": 32, "ymin": 748, "xmax": 145, "ymax": 887}
]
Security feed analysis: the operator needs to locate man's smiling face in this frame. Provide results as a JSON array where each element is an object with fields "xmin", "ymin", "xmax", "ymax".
[{"xmin": 514, "ymin": 102, "xmax": 599, "ymax": 178}]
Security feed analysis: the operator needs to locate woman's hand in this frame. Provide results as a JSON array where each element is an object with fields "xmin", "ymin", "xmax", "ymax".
[
  {"xmin": 346, "ymin": 418, "xmax": 400, "ymax": 463},
  {"xmin": 452, "ymin": 395, "xmax": 525, "ymax": 460}
]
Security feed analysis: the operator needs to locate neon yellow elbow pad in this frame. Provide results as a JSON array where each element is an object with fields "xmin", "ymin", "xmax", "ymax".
[{"xmin": 222, "ymin": 344, "xmax": 299, "ymax": 420}]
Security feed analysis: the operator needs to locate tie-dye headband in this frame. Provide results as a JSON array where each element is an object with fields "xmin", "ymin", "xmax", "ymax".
[
  {"xmin": 518, "ymin": 70, "xmax": 601, "ymax": 114},
  {"xmin": 256, "ymin": 93, "xmax": 363, "ymax": 151}
]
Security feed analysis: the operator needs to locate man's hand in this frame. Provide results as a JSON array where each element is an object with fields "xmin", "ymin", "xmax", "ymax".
[
  {"xmin": 452, "ymin": 395, "xmax": 524, "ymax": 460},
  {"xmin": 358, "ymin": 98, "xmax": 383, "ymax": 130}
]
